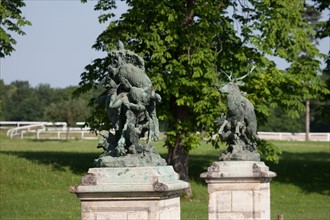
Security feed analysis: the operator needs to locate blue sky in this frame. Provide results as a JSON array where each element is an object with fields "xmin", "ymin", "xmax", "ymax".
[
  {"xmin": 1, "ymin": 1, "xmax": 127, "ymax": 88},
  {"xmin": 1, "ymin": 1, "xmax": 329, "ymax": 88}
]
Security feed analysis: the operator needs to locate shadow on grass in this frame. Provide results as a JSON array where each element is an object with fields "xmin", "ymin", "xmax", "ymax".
[
  {"xmin": 166, "ymin": 149, "xmax": 330, "ymax": 195},
  {"xmin": 158, "ymin": 152, "xmax": 218, "ymax": 185},
  {"xmin": 185, "ymin": 150, "xmax": 330, "ymax": 195},
  {"xmin": 29, "ymin": 139, "xmax": 73, "ymax": 142},
  {"xmin": 1, "ymin": 149, "xmax": 329, "ymax": 195},
  {"xmin": 189, "ymin": 154, "xmax": 219, "ymax": 184},
  {"xmin": 267, "ymin": 151, "xmax": 330, "ymax": 196},
  {"xmin": 0, "ymin": 151, "xmax": 99, "ymax": 174}
]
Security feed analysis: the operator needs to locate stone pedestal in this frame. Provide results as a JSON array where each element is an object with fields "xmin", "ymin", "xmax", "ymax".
[
  {"xmin": 200, "ymin": 161, "xmax": 276, "ymax": 220},
  {"xmin": 70, "ymin": 166, "xmax": 189, "ymax": 220}
]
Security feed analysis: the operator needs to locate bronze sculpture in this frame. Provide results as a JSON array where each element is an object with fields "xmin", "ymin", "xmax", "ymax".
[
  {"xmin": 95, "ymin": 41, "xmax": 166, "ymax": 167},
  {"xmin": 217, "ymin": 68, "xmax": 260, "ymax": 161}
]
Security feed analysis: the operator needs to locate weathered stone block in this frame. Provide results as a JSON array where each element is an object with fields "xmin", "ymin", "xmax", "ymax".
[
  {"xmin": 71, "ymin": 166, "xmax": 189, "ymax": 220},
  {"xmin": 216, "ymin": 191, "xmax": 232, "ymax": 212},
  {"xmin": 232, "ymin": 191, "xmax": 253, "ymax": 212},
  {"xmin": 201, "ymin": 161, "xmax": 276, "ymax": 220}
]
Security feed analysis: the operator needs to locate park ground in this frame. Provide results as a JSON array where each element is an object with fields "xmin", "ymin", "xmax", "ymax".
[{"xmin": 0, "ymin": 130, "xmax": 329, "ymax": 220}]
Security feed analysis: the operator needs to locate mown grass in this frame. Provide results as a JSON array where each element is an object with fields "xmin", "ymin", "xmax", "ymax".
[{"xmin": 0, "ymin": 131, "xmax": 329, "ymax": 220}]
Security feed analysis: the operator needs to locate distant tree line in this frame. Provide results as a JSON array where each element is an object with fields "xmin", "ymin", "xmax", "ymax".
[
  {"xmin": 258, "ymin": 106, "xmax": 329, "ymax": 132},
  {"xmin": 0, "ymin": 80, "xmax": 93, "ymax": 127},
  {"xmin": 0, "ymin": 79, "xmax": 328, "ymax": 132}
]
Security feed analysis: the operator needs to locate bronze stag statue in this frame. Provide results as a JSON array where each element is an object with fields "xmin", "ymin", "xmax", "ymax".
[{"xmin": 217, "ymin": 67, "xmax": 260, "ymax": 161}]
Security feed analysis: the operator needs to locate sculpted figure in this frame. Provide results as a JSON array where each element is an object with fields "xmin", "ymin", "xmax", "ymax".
[
  {"xmin": 217, "ymin": 69, "xmax": 260, "ymax": 161},
  {"xmin": 95, "ymin": 41, "xmax": 166, "ymax": 167}
]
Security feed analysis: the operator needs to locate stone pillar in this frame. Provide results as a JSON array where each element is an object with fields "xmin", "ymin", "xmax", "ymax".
[
  {"xmin": 200, "ymin": 161, "xmax": 276, "ymax": 220},
  {"xmin": 70, "ymin": 166, "xmax": 189, "ymax": 220}
]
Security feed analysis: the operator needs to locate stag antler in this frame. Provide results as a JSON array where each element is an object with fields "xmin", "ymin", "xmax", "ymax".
[
  {"xmin": 235, "ymin": 65, "xmax": 256, "ymax": 81},
  {"xmin": 220, "ymin": 69, "xmax": 233, "ymax": 82}
]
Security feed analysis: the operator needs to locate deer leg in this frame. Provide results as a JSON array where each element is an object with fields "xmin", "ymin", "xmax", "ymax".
[
  {"xmin": 218, "ymin": 119, "xmax": 229, "ymax": 134},
  {"xmin": 116, "ymin": 110, "xmax": 136, "ymax": 156},
  {"xmin": 235, "ymin": 122, "xmax": 241, "ymax": 135},
  {"xmin": 145, "ymin": 110, "xmax": 153, "ymax": 144}
]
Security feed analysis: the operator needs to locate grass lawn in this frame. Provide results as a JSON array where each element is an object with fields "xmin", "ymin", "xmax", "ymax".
[{"xmin": 0, "ymin": 131, "xmax": 329, "ymax": 219}]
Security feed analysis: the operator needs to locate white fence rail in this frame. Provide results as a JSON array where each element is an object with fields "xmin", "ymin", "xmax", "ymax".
[
  {"xmin": 1, "ymin": 121, "xmax": 329, "ymax": 141},
  {"xmin": 1, "ymin": 121, "xmax": 96, "ymax": 140},
  {"xmin": 257, "ymin": 132, "xmax": 330, "ymax": 142},
  {"xmin": 6, "ymin": 123, "xmax": 44, "ymax": 139},
  {"xmin": 0, "ymin": 121, "xmax": 85, "ymax": 128}
]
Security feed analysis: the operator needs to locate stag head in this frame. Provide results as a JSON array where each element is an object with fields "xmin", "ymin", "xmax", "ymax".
[
  {"xmin": 219, "ymin": 66, "xmax": 255, "ymax": 93},
  {"xmin": 220, "ymin": 82, "xmax": 241, "ymax": 94}
]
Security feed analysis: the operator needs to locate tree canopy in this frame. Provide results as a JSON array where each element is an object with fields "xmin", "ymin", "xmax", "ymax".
[
  {"xmin": 0, "ymin": 0, "xmax": 31, "ymax": 58},
  {"xmin": 77, "ymin": 0, "xmax": 329, "ymax": 183},
  {"xmin": 311, "ymin": 0, "xmax": 330, "ymax": 131}
]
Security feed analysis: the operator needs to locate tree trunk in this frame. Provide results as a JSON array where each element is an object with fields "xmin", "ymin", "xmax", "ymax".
[
  {"xmin": 66, "ymin": 126, "xmax": 70, "ymax": 140},
  {"xmin": 305, "ymin": 100, "xmax": 310, "ymax": 141},
  {"xmin": 167, "ymin": 138, "xmax": 189, "ymax": 181},
  {"xmin": 166, "ymin": 96, "xmax": 193, "ymax": 198},
  {"xmin": 167, "ymin": 137, "xmax": 192, "ymax": 198}
]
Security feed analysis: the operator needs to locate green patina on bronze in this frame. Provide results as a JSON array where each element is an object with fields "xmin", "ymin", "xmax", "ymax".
[
  {"xmin": 217, "ymin": 70, "xmax": 260, "ymax": 161},
  {"xmin": 95, "ymin": 42, "xmax": 166, "ymax": 167}
]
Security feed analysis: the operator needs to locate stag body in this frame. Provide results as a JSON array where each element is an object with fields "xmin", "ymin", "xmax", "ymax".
[
  {"xmin": 220, "ymin": 82, "xmax": 257, "ymax": 139},
  {"xmin": 218, "ymin": 80, "xmax": 260, "ymax": 161}
]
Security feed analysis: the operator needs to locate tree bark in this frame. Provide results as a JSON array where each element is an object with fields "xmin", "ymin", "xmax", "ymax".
[
  {"xmin": 305, "ymin": 100, "xmax": 310, "ymax": 141},
  {"xmin": 167, "ymin": 136, "xmax": 192, "ymax": 198},
  {"xmin": 166, "ymin": 96, "xmax": 193, "ymax": 197},
  {"xmin": 167, "ymin": 138, "xmax": 189, "ymax": 181}
]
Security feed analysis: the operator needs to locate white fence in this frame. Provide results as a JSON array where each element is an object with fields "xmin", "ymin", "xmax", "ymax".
[
  {"xmin": 1, "ymin": 121, "xmax": 97, "ymax": 140},
  {"xmin": 1, "ymin": 121, "xmax": 329, "ymax": 141},
  {"xmin": 0, "ymin": 121, "xmax": 85, "ymax": 128},
  {"xmin": 257, "ymin": 132, "xmax": 330, "ymax": 142}
]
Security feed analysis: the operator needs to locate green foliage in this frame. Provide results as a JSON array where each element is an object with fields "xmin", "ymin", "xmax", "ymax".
[
  {"xmin": 77, "ymin": 0, "xmax": 227, "ymax": 155},
  {"xmin": 74, "ymin": 58, "xmax": 112, "ymax": 131},
  {"xmin": 311, "ymin": 0, "xmax": 330, "ymax": 131},
  {"xmin": 0, "ymin": 80, "xmax": 95, "ymax": 122},
  {"xmin": 0, "ymin": 0, "xmax": 31, "ymax": 57},
  {"xmin": 317, "ymin": 60, "xmax": 330, "ymax": 132},
  {"xmin": 258, "ymin": 103, "xmax": 330, "ymax": 132},
  {"xmin": 0, "ymin": 81, "xmax": 42, "ymax": 121},
  {"xmin": 312, "ymin": 0, "xmax": 330, "ymax": 39},
  {"xmin": 165, "ymin": 124, "xmax": 202, "ymax": 153},
  {"xmin": 45, "ymin": 98, "xmax": 89, "ymax": 128},
  {"xmin": 44, "ymin": 86, "xmax": 90, "ymax": 127},
  {"xmin": 257, "ymin": 139, "xmax": 281, "ymax": 164},
  {"xmin": 258, "ymin": 107, "xmax": 305, "ymax": 132},
  {"xmin": 76, "ymin": 0, "xmax": 329, "ymax": 169}
]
